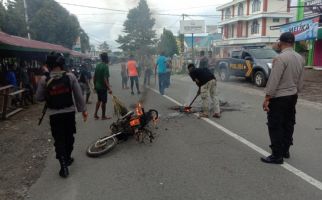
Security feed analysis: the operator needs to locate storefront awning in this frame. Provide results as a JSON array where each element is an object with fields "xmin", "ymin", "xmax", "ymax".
[{"xmin": 0, "ymin": 31, "xmax": 71, "ymax": 53}]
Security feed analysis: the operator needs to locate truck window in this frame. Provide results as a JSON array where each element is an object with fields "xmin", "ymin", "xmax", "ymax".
[
  {"xmin": 248, "ymin": 49, "xmax": 277, "ymax": 59},
  {"xmin": 241, "ymin": 52, "xmax": 251, "ymax": 60},
  {"xmin": 231, "ymin": 51, "xmax": 241, "ymax": 59}
]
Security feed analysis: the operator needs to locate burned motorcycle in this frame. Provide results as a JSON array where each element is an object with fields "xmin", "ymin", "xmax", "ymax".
[{"xmin": 86, "ymin": 104, "xmax": 158, "ymax": 157}]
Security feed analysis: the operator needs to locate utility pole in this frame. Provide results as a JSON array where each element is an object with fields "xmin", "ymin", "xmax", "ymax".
[
  {"xmin": 180, "ymin": 14, "xmax": 185, "ymax": 54},
  {"xmin": 23, "ymin": 0, "xmax": 31, "ymax": 39}
]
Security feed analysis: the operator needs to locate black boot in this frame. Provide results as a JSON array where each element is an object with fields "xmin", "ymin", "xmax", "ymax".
[
  {"xmin": 67, "ymin": 157, "xmax": 74, "ymax": 166},
  {"xmin": 261, "ymin": 155, "xmax": 283, "ymax": 164},
  {"xmin": 283, "ymin": 145, "xmax": 290, "ymax": 159},
  {"xmin": 58, "ymin": 157, "xmax": 69, "ymax": 178}
]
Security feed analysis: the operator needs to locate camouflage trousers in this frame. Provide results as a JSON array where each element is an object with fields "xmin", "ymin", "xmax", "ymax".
[{"xmin": 200, "ymin": 79, "xmax": 220, "ymax": 115}]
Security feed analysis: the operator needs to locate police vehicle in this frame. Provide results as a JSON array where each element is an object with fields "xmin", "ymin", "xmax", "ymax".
[{"xmin": 215, "ymin": 46, "xmax": 277, "ymax": 87}]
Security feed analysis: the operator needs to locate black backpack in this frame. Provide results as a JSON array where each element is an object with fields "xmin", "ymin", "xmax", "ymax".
[{"xmin": 46, "ymin": 73, "xmax": 74, "ymax": 109}]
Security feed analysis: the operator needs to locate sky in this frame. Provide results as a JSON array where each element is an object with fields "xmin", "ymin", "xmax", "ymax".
[{"xmin": 54, "ymin": 0, "xmax": 297, "ymax": 50}]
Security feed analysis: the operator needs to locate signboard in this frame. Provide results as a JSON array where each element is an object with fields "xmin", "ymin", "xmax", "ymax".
[
  {"xmin": 206, "ymin": 25, "xmax": 218, "ymax": 34},
  {"xmin": 304, "ymin": 0, "xmax": 322, "ymax": 17},
  {"xmin": 280, "ymin": 17, "xmax": 319, "ymax": 41},
  {"xmin": 180, "ymin": 20, "xmax": 205, "ymax": 34}
]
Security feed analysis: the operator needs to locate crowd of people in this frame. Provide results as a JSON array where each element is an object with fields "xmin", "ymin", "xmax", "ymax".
[
  {"xmin": 27, "ymin": 31, "xmax": 306, "ymax": 179},
  {"xmin": 0, "ymin": 60, "xmax": 39, "ymax": 106}
]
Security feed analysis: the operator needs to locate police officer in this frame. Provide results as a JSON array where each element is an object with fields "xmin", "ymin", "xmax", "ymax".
[
  {"xmin": 261, "ymin": 32, "xmax": 305, "ymax": 164},
  {"xmin": 36, "ymin": 52, "xmax": 88, "ymax": 177}
]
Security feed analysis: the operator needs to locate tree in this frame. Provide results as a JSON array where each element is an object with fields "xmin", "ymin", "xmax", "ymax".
[
  {"xmin": 2, "ymin": 0, "xmax": 27, "ymax": 37},
  {"xmin": 30, "ymin": 1, "xmax": 80, "ymax": 48},
  {"xmin": 0, "ymin": 0, "xmax": 91, "ymax": 50},
  {"xmin": 80, "ymin": 28, "xmax": 90, "ymax": 53},
  {"xmin": 0, "ymin": 1, "xmax": 6, "ymax": 31},
  {"xmin": 158, "ymin": 28, "xmax": 179, "ymax": 57},
  {"xmin": 98, "ymin": 41, "xmax": 111, "ymax": 53},
  {"xmin": 116, "ymin": 0, "xmax": 156, "ymax": 56}
]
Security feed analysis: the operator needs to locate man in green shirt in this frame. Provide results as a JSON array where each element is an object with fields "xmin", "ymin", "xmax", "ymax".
[{"xmin": 94, "ymin": 53, "xmax": 112, "ymax": 120}]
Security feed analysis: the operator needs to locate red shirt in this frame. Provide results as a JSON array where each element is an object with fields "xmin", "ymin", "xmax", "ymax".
[{"xmin": 127, "ymin": 60, "xmax": 138, "ymax": 77}]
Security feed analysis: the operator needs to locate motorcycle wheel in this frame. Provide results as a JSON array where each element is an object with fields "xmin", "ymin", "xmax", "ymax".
[{"xmin": 86, "ymin": 136, "xmax": 118, "ymax": 157}]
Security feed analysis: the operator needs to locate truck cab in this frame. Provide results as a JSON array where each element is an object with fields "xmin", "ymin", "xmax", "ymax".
[{"xmin": 216, "ymin": 47, "xmax": 277, "ymax": 87}]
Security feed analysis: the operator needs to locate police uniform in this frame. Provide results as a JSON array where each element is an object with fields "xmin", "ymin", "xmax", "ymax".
[
  {"xmin": 262, "ymin": 32, "xmax": 305, "ymax": 164},
  {"xmin": 36, "ymin": 53, "xmax": 86, "ymax": 177}
]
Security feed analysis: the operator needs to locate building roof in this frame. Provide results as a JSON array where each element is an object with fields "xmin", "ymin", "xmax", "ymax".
[
  {"xmin": 0, "ymin": 31, "xmax": 89, "ymax": 58},
  {"xmin": 0, "ymin": 31, "xmax": 70, "ymax": 53},
  {"xmin": 217, "ymin": 0, "xmax": 244, "ymax": 11},
  {"xmin": 70, "ymin": 50, "xmax": 89, "ymax": 58}
]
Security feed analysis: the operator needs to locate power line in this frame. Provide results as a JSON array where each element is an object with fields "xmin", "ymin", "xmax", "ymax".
[
  {"xmin": 56, "ymin": 1, "xmax": 221, "ymax": 18},
  {"xmin": 57, "ymin": 2, "xmax": 128, "ymax": 13}
]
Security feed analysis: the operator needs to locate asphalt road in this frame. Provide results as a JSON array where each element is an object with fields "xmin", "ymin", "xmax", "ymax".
[{"xmin": 27, "ymin": 65, "xmax": 322, "ymax": 200}]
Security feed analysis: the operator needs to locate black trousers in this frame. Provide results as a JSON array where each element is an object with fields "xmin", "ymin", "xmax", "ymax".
[
  {"xmin": 130, "ymin": 76, "xmax": 139, "ymax": 92},
  {"xmin": 267, "ymin": 95, "xmax": 298, "ymax": 157},
  {"xmin": 50, "ymin": 112, "xmax": 76, "ymax": 159}
]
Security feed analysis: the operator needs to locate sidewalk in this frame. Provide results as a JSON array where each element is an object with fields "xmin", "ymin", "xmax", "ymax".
[{"xmin": 300, "ymin": 69, "xmax": 322, "ymax": 103}]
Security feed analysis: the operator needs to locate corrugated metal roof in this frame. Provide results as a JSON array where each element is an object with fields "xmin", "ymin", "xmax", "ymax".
[
  {"xmin": 70, "ymin": 50, "xmax": 89, "ymax": 58},
  {"xmin": 0, "ymin": 31, "xmax": 71, "ymax": 53}
]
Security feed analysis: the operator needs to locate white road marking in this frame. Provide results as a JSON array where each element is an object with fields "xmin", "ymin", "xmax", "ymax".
[{"xmin": 149, "ymin": 88, "xmax": 322, "ymax": 191}]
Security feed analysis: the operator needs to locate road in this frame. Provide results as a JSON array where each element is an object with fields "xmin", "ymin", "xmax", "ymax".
[{"xmin": 27, "ymin": 64, "xmax": 322, "ymax": 200}]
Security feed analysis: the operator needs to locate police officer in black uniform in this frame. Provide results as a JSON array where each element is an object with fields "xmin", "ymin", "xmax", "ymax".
[{"xmin": 36, "ymin": 52, "xmax": 88, "ymax": 178}]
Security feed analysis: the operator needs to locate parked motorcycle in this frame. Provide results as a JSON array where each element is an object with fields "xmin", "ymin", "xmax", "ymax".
[{"xmin": 86, "ymin": 104, "xmax": 158, "ymax": 157}]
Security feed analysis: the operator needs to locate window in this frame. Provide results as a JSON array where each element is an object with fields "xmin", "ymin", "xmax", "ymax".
[
  {"xmin": 232, "ymin": 51, "xmax": 241, "ymax": 59},
  {"xmin": 248, "ymin": 49, "xmax": 278, "ymax": 59},
  {"xmin": 273, "ymin": 18, "xmax": 280, "ymax": 23},
  {"xmin": 225, "ymin": 8, "xmax": 231, "ymax": 19},
  {"xmin": 238, "ymin": 3, "xmax": 244, "ymax": 16},
  {"xmin": 251, "ymin": 20, "xmax": 259, "ymax": 34},
  {"xmin": 228, "ymin": 24, "xmax": 234, "ymax": 38},
  {"xmin": 252, "ymin": 0, "xmax": 261, "ymax": 13},
  {"xmin": 241, "ymin": 52, "xmax": 251, "ymax": 60}
]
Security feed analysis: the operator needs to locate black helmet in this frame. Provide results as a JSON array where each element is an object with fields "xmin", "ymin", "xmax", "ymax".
[{"xmin": 46, "ymin": 52, "xmax": 65, "ymax": 69}]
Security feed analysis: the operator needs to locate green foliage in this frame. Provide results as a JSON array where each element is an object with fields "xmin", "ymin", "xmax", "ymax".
[
  {"xmin": 29, "ymin": 1, "xmax": 80, "ymax": 48},
  {"xmin": 158, "ymin": 29, "xmax": 179, "ymax": 57},
  {"xmin": 80, "ymin": 28, "xmax": 90, "ymax": 53},
  {"xmin": 116, "ymin": 0, "xmax": 156, "ymax": 56},
  {"xmin": 0, "ymin": 1, "xmax": 6, "ymax": 31},
  {"xmin": 0, "ymin": 0, "xmax": 90, "ymax": 51},
  {"xmin": 2, "ymin": 0, "xmax": 27, "ymax": 37}
]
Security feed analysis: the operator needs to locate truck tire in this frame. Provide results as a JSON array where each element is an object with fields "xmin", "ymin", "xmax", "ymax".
[
  {"xmin": 254, "ymin": 71, "xmax": 267, "ymax": 87},
  {"xmin": 219, "ymin": 67, "xmax": 230, "ymax": 81}
]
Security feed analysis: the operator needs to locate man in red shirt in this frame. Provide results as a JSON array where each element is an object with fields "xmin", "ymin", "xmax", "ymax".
[{"xmin": 127, "ymin": 55, "xmax": 140, "ymax": 95}]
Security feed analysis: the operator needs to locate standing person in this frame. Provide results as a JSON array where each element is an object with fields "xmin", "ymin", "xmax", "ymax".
[
  {"xmin": 165, "ymin": 57, "xmax": 172, "ymax": 88},
  {"xmin": 155, "ymin": 52, "xmax": 167, "ymax": 95},
  {"xmin": 208, "ymin": 51, "xmax": 216, "ymax": 74},
  {"xmin": 127, "ymin": 55, "xmax": 140, "ymax": 95},
  {"xmin": 143, "ymin": 55, "xmax": 152, "ymax": 86},
  {"xmin": 5, "ymin": 64, "xmax": 18, "ymax": 87},
  {"xmin": 188, "ymin": 63, "xmax": 220, "ymax": 118},
  {"xmin": 36, "ymin": 52, "xmax": 88, "ymax": 178},
  {"xmin": 199, "ymin": 51, "xmax": 208, "ymax": 68},
  {"xmin": 121, "ymin": 59, "xmax": 128, "ymax": 89},
  {"xmin": 261, "ymin": 32, "xmax": 305, "ymax": 164},
  {"xmin": 20, "ymin": 64, "xmax": 34, "ymax": 105},
  {"xmin": 79, "ymin": 63, "xmax": 92, "ymax": 104},
  {"xmin": 94, "ymin": 52, "xmax": 113, "ymax": 120}
]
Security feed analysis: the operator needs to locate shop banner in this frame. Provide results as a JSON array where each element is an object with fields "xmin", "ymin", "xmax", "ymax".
[{"xmin": 280, "ymin": 17, "xmax": 320, "ymax": 41}]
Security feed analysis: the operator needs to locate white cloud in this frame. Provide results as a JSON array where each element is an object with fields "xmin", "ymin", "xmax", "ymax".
[{"xmin": 56, "ymin": 0, "xmax": 297, "ymax": 50}]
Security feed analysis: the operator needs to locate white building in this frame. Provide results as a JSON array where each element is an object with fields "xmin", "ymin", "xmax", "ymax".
[{"xmin": 215, "ymin": 0, "xmax": 293, "ymax": 57}]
